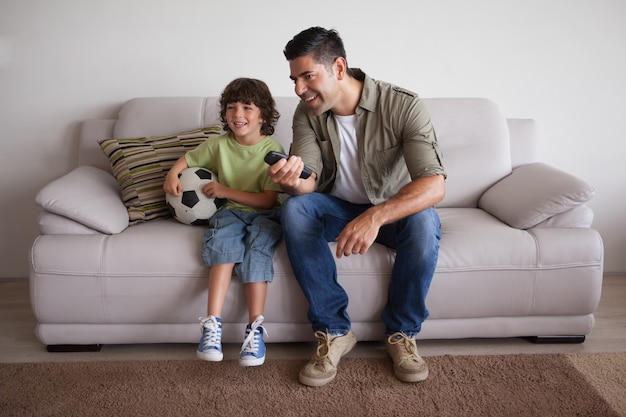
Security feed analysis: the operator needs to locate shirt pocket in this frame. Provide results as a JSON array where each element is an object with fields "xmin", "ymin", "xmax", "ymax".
[{"xmin": 373, "ymin": 144, "xmax": 405, "ymax": 177}]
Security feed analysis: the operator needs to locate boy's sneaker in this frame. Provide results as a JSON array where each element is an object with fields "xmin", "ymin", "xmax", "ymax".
[
  {"xmin": 385, "ymin": 332, "xmax": 429, "ymax": 382},
  {"xmin": 239, "ymin": 315, "xmax": 268, "ymax": 367},
  {"xmin": 299, "ymin": 329, "xmax": 357, "ymax": 387},
  {"xmin": 197, "ymin": 316, "xmax": 223, "ymax": 362}
]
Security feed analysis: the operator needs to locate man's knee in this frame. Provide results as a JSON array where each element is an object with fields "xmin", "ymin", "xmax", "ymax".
[
  {"xmin": 280, "ymin": 196, "xmax": 301, "ymax": 225},
  {"xmin": 281, "ymin": 194, "xmax": 321, "ymax": 222},
  {"xmin": 407, "ymin": 208, "xmax": 441, "ymax": 236}
]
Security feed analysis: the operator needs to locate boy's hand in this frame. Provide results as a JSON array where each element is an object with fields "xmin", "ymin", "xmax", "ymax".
[
  {"xmin": 163, "ymin": 175, "xmax": 183, "ymax": 197},
  {"xmin": 201, "ymin": 181, "xmax": 227, "ymax": 199}
]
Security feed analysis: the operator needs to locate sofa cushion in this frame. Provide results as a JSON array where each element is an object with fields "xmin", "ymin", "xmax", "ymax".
[
  {"xmin": 478, "ymin": 162, "xmax": 595, "ymax": 229},
  {"xmin": 35, "ymin": 166, "xmax": 129, "ymax": 234},
  {"xmin": 98, "ymin": 126, "xmax": 223, "ymax": 224}
]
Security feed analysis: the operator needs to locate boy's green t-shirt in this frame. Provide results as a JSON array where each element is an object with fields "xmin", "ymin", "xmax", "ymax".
[{"xmin": 184, "ymin": 134, "xmax": 284, "ymax": 212}]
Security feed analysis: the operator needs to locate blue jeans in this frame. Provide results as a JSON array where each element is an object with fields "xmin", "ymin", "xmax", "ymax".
[
  {"xmin": 201, "ymin": 209, "xmax": 282, "ymax": 283},
  {"xmin": 281, "ymin": 193, "xmax": 441, "ymax": 337}
]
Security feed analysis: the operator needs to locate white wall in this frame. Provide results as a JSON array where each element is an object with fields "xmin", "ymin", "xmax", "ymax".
[{"xmin": 1, "ymin": 0, "xmax": 625, "ymax": 277}]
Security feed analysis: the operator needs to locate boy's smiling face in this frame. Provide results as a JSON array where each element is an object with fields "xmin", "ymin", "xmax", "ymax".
[{"xmin": 226, "ymin": 101, "xmax": 264, "ymax": 144}]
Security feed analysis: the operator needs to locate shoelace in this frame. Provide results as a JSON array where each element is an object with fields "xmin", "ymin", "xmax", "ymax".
[
  {"xmin": 312, "ymin": 330, "xmax": 333, "ymax": 364},
  {"xmin": 199, "ymin": 316, "xmax": 221, "ymax": 348},
  {"xmin": 241, "ymin": 315, "xmax": 268, "ymax": 355},
  {"xmin": 388, "ymin": 332, "xmax": 419, "ymax": 359}
]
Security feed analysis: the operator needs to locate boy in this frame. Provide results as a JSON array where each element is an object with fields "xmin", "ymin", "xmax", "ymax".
[{"xmin": 164, "ymin": 78, "xmax": 284, "ymax": 366}]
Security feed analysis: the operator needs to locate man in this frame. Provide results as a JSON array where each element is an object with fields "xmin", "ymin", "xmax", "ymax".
[{"xmin": 267, "ymin": 26, "xmax": 446, "ymax": 387}]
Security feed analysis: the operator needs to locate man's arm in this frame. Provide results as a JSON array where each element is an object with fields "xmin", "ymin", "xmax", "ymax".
[
  {"xmin": 335, "ymin": 174, "xmax": 445, "ymax": 258},
  {"xmin": 268, "ymin": 104, "xmax": 321, "ymax": 195},
  {"xmin": 267, "ymin": 155, "xmax": 317, "ymax": 195}
]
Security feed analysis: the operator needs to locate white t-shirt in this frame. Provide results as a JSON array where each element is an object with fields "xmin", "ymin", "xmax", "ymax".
[{"xmin": 330, "ymin": 115, "xmax": 370, "ymax": 204}]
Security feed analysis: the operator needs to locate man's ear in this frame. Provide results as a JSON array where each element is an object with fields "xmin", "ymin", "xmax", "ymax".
[{"xmin": 333, "ymin": 57, "xmax": 348, "ymax": 80}]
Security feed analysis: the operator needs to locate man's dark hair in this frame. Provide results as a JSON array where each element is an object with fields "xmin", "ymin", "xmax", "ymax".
[
  {"xmin": 283, "ymin": 26, "xmax": 348, "ymax": 71},
  {"xmin": 219, "ymin": 78, "xmax": 280, "ymax": 136}
]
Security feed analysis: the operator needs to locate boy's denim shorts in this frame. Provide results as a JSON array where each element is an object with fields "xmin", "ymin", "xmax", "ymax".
[{"xmin": 201, "ymin": 208, "xmax": 282, "ymax": 283}]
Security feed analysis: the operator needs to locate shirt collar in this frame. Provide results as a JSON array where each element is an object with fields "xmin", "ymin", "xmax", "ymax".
[{"xmin": 351, "ymin": 68, "xmax": 377, "ymax": 113}]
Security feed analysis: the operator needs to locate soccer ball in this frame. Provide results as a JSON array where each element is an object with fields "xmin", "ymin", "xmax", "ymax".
[{"xmin": 166, "ymin": 167, "xmax": 225, "ymax": 225}]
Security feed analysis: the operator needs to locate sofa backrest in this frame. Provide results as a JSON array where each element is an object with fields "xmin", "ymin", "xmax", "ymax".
[
  {"xmin": 80, "ymin": 96, "xmax": 536, "ymax": 208},
  {"xmin": 425, "ymin": 98, "xmax": 511, "ymax": 207}
]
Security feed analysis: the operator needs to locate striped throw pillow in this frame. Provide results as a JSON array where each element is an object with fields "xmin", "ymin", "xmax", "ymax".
[{"xmin": 98, "ymin": 126, "xmax": 223, "ymax": 224}]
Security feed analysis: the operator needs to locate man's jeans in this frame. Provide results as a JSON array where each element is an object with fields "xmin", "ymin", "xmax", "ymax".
[{"xmin": 281, "ymin": 193, "xmax": 441, "ymax": 337}]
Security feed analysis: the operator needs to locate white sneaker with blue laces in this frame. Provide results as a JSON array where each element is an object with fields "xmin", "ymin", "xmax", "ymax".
[
  {"xmin": 197, "ymin": 315, "xmax": 223, "ymax": 362},
  {"xmin": 239, "ymin": 315, "xmax": 268, "ymax": 367}
]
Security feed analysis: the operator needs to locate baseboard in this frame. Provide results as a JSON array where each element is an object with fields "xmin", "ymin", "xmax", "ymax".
[
  {"xmin": 46, "ymin": 344, "xmax": 103, "ymax": 353},
  {"xmin": 525, "ymin": 335, "xmax": 586, "ymax": 344}
]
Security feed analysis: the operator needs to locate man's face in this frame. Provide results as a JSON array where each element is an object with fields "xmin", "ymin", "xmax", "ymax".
[{"xmin": 289, "ymin": 55, "xmax": 340, "ymax": 116}]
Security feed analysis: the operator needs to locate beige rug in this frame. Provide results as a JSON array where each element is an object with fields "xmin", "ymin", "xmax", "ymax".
[{"xmin": 1, "ymin": 353, "xmax": 624, "ymax": 417}]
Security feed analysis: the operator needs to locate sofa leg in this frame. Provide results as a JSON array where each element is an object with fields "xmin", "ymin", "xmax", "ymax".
[
  {"xmin": 46, "ymin": 344, "xmax": 102, "ymax": 352},
  {"xmin": 526, "ymin": 336, "xmax": 586, "ymax": 344}
]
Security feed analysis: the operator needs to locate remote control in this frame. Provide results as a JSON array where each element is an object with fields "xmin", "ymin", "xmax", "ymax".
[{"xmin": 264, "ymin": 151, "xmax": 312, "ymax": 179}]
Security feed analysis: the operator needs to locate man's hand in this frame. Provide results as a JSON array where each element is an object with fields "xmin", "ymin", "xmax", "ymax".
[
  {"xmin": 335, "ymin": 210, "xmax": 381, "ymax": 258},
  {"xmin": 267, "ymin": 155, "xmax": 315, "ymax": 195},
  {"xmin": 335, "ymin": 175, "xmax": 445, "ymax": 258}
]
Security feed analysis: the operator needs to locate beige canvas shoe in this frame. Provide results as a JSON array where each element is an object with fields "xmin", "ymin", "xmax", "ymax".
[
  {"xmin": 386, "ymin": 332, "xmax": 429, "ymax": 382},
  {"xmin": 299, "ymin": 330, "xmax": 357, "ymax": 387}
]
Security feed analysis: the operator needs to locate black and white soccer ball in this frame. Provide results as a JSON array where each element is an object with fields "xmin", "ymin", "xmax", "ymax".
[{"xmin": 166, "ymin": 167, "xmax": 224, "ymax": 225}]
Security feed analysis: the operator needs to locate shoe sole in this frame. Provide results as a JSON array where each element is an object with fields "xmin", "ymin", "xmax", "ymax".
[
  {"xmin": 394, "ymin": 367, "xmax": 429, "ymax": 383},
  {"xmin": 299, "ymin": 371, "xmax": 337, "ymax": 387},
  {"xmin": 239, "ymin": 356, "xmax": 265, "ymax": 367},
  {"xmin": 299, "ymin": 334, "xmax": 357, "ymax": 387},
  {"xmin": 197, "ymin": 350, "xmax": 223, "ymax": 362}
]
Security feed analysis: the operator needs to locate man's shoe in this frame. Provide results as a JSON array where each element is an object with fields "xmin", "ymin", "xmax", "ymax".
[
  {"xmin": 239, "ymin": 315, "xmax": 268, "ymax": 367},
  {"xmin": 299, "ymin": 329, "xmax": 357, "ymax": 387},
  {"xmin": 385, "ymin": 332, "xmax": 429, "ymax": 382},
  {"xmin": 197, "ymin": 316, "xmax": 223, "ymax": 361}
]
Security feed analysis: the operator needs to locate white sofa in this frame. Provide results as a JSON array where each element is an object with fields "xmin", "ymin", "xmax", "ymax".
[{"xmin": 30, "ymin": 96, "xmax": 604, "ymax": 350}]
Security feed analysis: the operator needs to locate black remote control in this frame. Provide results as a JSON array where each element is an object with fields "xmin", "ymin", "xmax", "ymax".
[{"xmin": 264, "ymin": 151, "xmax": 312, "ymax": 179}]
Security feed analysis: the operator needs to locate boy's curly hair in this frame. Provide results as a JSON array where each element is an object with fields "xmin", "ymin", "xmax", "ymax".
[{"xmin": 219, "ymin": 78, "xmax": 280, "ymax": 136}]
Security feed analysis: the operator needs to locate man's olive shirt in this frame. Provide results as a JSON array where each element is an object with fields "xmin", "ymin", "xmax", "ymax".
[{"xmin": 290, "ymin": 69, "xmax": 446, "ymax": 205}]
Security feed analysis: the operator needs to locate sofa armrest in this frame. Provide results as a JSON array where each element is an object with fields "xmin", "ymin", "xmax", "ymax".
[
  {"xmin": 532, "ymin": 204, "xmax": 594, "ymax": 229},
  {"xmin": 37, "ymin": 212, "xmax": 102, "ymax": 235},
  {"xmin": 35, "ymin": 166, "xmax": 129, "ymax": 234},
  {"xmin": 477, "ymin": 162, "xmax": 595, "ymax": 229}
]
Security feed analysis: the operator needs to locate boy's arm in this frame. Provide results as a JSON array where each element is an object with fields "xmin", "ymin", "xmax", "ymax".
[
  {"xmin": 163, "ymin": 156, "xmax": 189, "ymax": 196},
  {"xmin": 201, "ymin": 182, "xmax": 279, "ymax": 210}
]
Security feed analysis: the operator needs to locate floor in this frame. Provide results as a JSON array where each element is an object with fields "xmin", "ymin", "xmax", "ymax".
[{"xmin": 1, "ymin": 275, "xmax": 625, "ymax": 363}]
